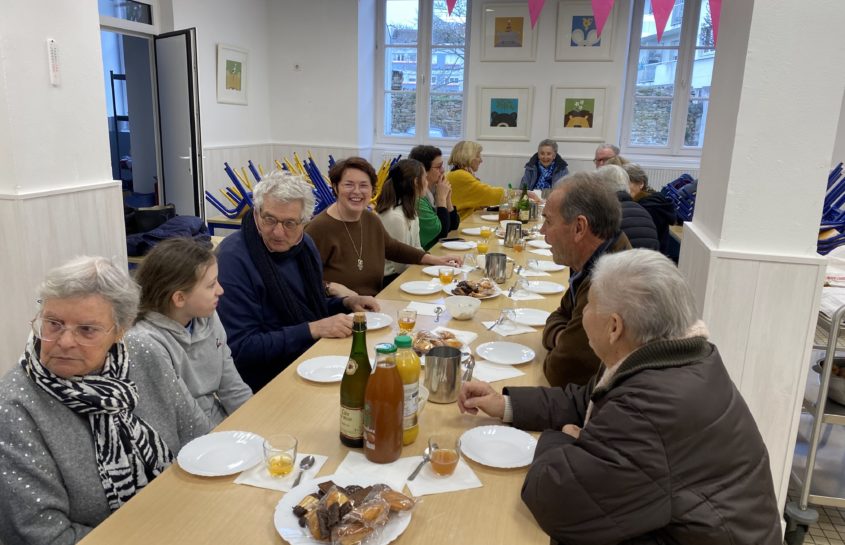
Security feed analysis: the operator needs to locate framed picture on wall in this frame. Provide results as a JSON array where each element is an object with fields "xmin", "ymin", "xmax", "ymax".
[
  {"xmin": 477, "ymin": 86, "xmax": 533, "ymax": 141},
  {"xmin": 549, "ymin": 86, "xmax": 607, "ymax": 141},
  {"xmin": 555, "ymin": 0, "xmax": 614, "ymax": 61},
  {"xmin": 217, "ymin": 44, "xmax": 248, "ymax": 105},
  {"xmin": 480, "ymin": 3, "xmax": 538, "ymax": 62}
]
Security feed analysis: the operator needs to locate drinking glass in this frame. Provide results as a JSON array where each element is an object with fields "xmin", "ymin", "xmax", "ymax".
[
  {"xmin": 527, "ymin": 259, "xmax": 541, "ymax": 272},
  {"xmin": 428, "ymin": 435, "xmax": 461, "ymax": 477},
  {"xmin": 479, "ymin": 225, "xmax": 492, "ymax": 239},
  {"xmin": 398, "ymin": 309, "xmax": 418, "ymax": 333},
  {"xmin": 463, "ymin": 252, "xmax": 477, "ymax": 271},
  {"xmin": 438, "ymin": 267, "xmax": 456, "ymax": 285},
  {"xmin": 477, "ymin": 240, "xmax": 490, "ymax": 255},
  {"xmin": 264, "ymin": 434, "xmax": 298, "ymax": 478},
  {"xmin": 513, "ymin": 237, "xmax": 526, "ymax": 255},
  {"xmin": 498, "ymin": 204, "xmax": 510, "ymax": 222}
]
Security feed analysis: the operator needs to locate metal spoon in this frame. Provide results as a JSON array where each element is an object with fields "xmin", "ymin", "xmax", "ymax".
[
  {"xmin": 292, "ymin": 455, "xmax": 316, "ymax": 487},
  {"xmin": 407, "ymin": 448, "xmax": 431, "ymax": 481},
  {"xmin": 434, "ymin": 306, "xmax": 444, "ymax": 323}
]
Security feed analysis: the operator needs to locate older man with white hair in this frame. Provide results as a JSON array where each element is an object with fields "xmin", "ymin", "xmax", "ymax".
[
  {"xmin": 216, "ymin": 171, "xmax": 379, "ymax": 391},
  {"xmin": 593, "ymin": 143, "xmax": 619, "ymax": 168},
  {"xmin": 459, "ymin": 249, "xmax": 782, "ymax": 545}
]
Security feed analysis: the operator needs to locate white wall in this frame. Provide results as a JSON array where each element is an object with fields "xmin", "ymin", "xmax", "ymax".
[
  {"xmin": 171, "ymin": 0, "xmax": 272, "ymax": 148},
  {"xmin": 833, "ymin": 89, "xmax": 845, "ymax": 168}
]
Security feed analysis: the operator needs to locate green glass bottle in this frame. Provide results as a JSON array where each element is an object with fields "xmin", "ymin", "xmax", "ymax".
[
  {"xmin": 518, "ymin": 183, "xmax": 530, "ymax": 224},
  {"xmin": 340, "ymin": 312, "xmax": 371, "ymax": 448}
]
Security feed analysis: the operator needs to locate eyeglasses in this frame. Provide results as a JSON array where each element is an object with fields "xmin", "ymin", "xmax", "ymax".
[
  {"xmin": 31, "ymin": 317, "xmax": 117, "ymax": 346},
  {"xmin": 258, "ymin": 214, "xmax": 305, "ymax": 231}
]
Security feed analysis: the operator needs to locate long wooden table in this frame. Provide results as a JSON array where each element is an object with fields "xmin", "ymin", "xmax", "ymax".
[{"xmin": 81, "ymin": 221, "xmax": 556, "ymax": 545}]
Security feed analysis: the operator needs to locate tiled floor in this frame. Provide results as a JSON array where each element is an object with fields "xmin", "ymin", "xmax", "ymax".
[{"xmin": 795, "ymin": 502, "xmax": 845, "ymax": 544}]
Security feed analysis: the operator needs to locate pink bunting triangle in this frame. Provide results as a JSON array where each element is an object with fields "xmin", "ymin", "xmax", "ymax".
[
  {"xmin": 651, "ymin": 0, "xmax": 674, "ymax": 43},
  {"xmin": 590, "ymin": 0, "xmax": 614, "ymax": 38},
  {"xmin": 528, "ymin": 0, "xmax": 545, "ymax": 29},
  {"xmin": 708, "ymin": 0, "xmax": 722, "ymax": 47},
  {"xmin": 446, "ymin": 0, "xmax": 457, "ymax": 16}
]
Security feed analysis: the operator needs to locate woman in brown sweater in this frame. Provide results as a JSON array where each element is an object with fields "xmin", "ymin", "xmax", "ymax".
[{"xmin": 305, "ymin": 157, "xmax": 462, "ymax": 296}]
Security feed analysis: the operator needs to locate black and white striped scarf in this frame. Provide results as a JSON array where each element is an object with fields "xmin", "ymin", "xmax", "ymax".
[{"xmin": 19, "ymin": 333, "xmax": 174, "ymax": 511}]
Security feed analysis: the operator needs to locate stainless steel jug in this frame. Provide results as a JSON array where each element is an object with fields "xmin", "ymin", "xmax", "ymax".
[
  {"xmin": 503, "ymin": 223, "xmax": 522, "ymax": 247},
  {"xmin": 423, "ymin": 346, "xmax": 475, "ymax": 404},
  {"xmin": 485, "ymin": 252, "xmax": 514, "ymax": 284}
]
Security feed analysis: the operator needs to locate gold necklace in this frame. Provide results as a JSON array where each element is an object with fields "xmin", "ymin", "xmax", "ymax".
[{"xmin": 338, "ymin": 207, "xmax": 364, "ymax": 271}]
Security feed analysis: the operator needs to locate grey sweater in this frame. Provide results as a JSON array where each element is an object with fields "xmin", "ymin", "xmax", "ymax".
[
  {"xmin": 130, "ymin": 311, "xmax": 253, "ymax": 425},
  {"xmin": 0, "ymin": 333, "xmax": 211, "ymax": 545}
]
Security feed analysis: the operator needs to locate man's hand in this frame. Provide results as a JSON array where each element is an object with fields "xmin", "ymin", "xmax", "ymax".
[
  {"xmin": 308, "ymin": 314, "xmax": 353, "ymax": 340},
  {"xmin": 458, "ymin": 380, "xmax": 505, "ymax": 419},
  {"xmin": 344, "ymin": 296, "xmax": 380, "ymax": 312},
  {"xmin": 562, "ymin": 424, "xmax": 581, "ymax": 439}
]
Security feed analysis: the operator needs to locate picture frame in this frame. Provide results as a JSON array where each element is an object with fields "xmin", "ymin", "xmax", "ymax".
[
  {"xmin": 549, "ymin": 86, "xmax": 607, "ymax": 141},
  {"xmin": 477, "ymin": 86, "xmax": 533, "ymax": 141},
  {"xmin": 555, "ymin": 0, "xmax": 614, "ymax": 62},
  {"xmin": 480, "ymin": 3, "xmax": 538, "ymax": 62},
  {"xmin": 217, "ymin": 44, "xmax": 248, "ymax": 105}
]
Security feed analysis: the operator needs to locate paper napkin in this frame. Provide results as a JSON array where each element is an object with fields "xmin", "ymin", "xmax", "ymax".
[
  {"xmin": 405, "ymin": 302, "xmax": 443, "ymax": 317},
  {"xmin": 529, "ymin": 249, "xmax": 553, "ymax": 257},
  {"xmin": 481, "ymin": 321, "xmax": 536, "ymax": 336},
  {"xmin": 518, "ymin": 269, "xmax": 551, "ymax": 277},
  {"xmin": 406, "ymin": 459, "xmax": 483, "ymax": 497},
  {"xmin": 431, "ymin": 326, "xmax": 478, "ymax": 346},
  {"xmin": 234, "ymin": 453, "xmax": 328, "ymax": 492},
  {"xmin": 471, "ymin": 361, "xmax": 526, "ymax": 383},
  {"xmin": 507, "ymin": 291, "xmax": 545, "ymax": 301},
  {"xmin": 334, "ymin": 451, "xmax": 422, "ymax": 492}
]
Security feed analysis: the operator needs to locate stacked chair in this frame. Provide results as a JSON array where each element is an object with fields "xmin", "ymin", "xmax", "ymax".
[
  {"xmin": 661, "ymin": 173, "xmax": 698, "ymax": 223},
  {"xmin": 818, "ymin": 162, "xmax": 845, "ymax": 255}
]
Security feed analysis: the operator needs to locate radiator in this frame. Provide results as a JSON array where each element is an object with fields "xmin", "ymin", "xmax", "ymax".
[{"xmin": 640, "ymin": 166, "xmax": 700, "ymax": 190}]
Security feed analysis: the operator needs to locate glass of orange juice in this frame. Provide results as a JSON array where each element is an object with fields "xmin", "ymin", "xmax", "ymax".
[
  {"xmin": 428, "ymin": 435, "xmax": 461, "ymax": 477},
  {"xmin": 479, "ymin": 225, "xmax": 492, "ymax": 239},
  {"xmin": 438, "ymin": 267, "xmax": 455, "ymax": 285},
  {"xmin": 398, "ymin": 308, "xmax": 417, "ymax": 333},
  {"xmin": 476, "ymin": 239, "xmax": 489, "ymax": 254},
  {"xmin": 513, "ymin": 237, "xmax": 526, "ymax": 254},
  {"xmin": 264, "ymin": 434, "xmax": 297, "ymax": 478}
]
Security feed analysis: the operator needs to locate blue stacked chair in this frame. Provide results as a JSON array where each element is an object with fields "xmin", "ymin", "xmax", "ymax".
[
  {"xmin": 661, "ymin": 173, "xmax": 697, "ymax": 223},
  {"xmin": 818, "ymin": 163, "xmax": 845, "ymax": 255}
]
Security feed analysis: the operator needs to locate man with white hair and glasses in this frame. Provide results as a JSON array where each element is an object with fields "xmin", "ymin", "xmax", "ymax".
[
  {"xmin": 459, "ymin": 249, "xmax": 782, "ymax": 545},
  {"xmin": 593, "ymin": 143, "xmax": 619, "ymax": 168}
]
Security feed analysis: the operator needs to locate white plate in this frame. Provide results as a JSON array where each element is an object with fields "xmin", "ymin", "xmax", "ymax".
[
  {"xmin": 400, "ymin": 281, "xmax": 442, "ymax": 295},
  {"xmin": 461, "ymin": 227, "xmax": 482, "ymax": 236},
  {"xmin": 475, "ymin": 341, "xmax": 535, "ymax": 365},
  {"xmin": 178, "ymin": 431, "xmax": 264, "ymax": 477},
  {"xmin": 460, "ymin": 426, "xmax": 537, "ymax": 469},
  {"xmin": 274, "ymin": 474, "xmax": 412, "ymax": 545},
  {"xmin": 527, "ymin": 240, "xmax": 552, "ymax": 249},
  {"xmin": 441, "ymin": 240, "xmax": 477, "ymax": 251},
  {"xmin": 297, "ymin": 355, "xmax": 347, "ymax": 383},
  {"xmin": 480, "ymin": 214, "xmax": 499, "ymax": 222},
  {"xmin": 442, "ymin": 282, "xmax": 501, "ymax": 300},
  {"xmin": 525, "ymin": 281, "xmax": 565, "ymax": 295},
  {"xmin": 528, "ymin": 260, "xmax": 565, "ymax": 272},
  {"xmin": 510, "ymin": 308, "xmax": 551, "ymax": 327},
  {"xmin": 363, "ymin": 312, "xmax": 393, "ymax": 330},
  {"xmin": 421, "ymin": 265, "xmax": 472, "ymax": 277}
]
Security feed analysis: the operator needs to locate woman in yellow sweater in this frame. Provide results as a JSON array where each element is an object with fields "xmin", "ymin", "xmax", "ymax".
[{"xmin": 446, "ymin": 140, "xmax": 505, "ymax": 220}]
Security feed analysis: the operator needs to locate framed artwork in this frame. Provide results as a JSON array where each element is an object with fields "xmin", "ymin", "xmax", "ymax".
[
  {"xmin": 481, "ymin": 3, "xmax": 538, "ymax": 62},
  {"xmin": 477, "ymin": 86, "xmax": 533, "ymax": 141},
  {"xmin": 549, "ymin": 86, "xmax": 607, "ymax": 141},
  {"xmin": 217, "ymin": 44, "xmax": 248, "ymax": 105},
  {"xmin": 555, "ymin": 0, "xmax": 614, "ymax": 61}
]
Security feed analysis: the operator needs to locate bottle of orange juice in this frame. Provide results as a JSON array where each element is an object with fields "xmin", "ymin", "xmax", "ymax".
[{"xmin": 394, "ymin": 335, "xmax": 420, "ymax": 445}]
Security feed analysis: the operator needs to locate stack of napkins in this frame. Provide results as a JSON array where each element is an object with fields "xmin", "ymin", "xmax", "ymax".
[
  {"xmin": 519, "ymin": 269, "xmax": 550, "ymax": 277},
  {"xmin": 508, "ymin": 290, "xmax": 544, "ymax": 301},
  {"xmin": 481, "ymin": 320, "xmax": 535, "ymax": 336},
  {"xmin": 405, "ymin": 302, "xmax": 442, "ymax": 317},
  {"xmin": 529, "ymin": 248, "xmax": 553, "ymax": 257},
  {"xmin": 334, "ymin": 451, "xmax": 421, "ymax": 492},
  {"xmin": 234, "ymin": 453, "xmax": 328, "ymax": 492},
  {"xmin": 406, "ymin": 459, "xmax": 483, "ymax": 496},
  {"xmin": 471, "ymin": 361, "xmax": 526, "ymax": 382}
]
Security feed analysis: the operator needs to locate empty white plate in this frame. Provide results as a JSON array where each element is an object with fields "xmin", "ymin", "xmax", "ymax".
[
  {"xmin": 525, "ymin": 281, "xmax": 565, "ymax": 295},
  {"xmin": 400, "ymin": 281, "xmax": 442, "ymax": 295},
  {"xmin": 481, "ymin": 214, "xmax": 499, "ymax": 221},
  {"xmin": 460, "ymin": 425, "xmax": 537, "ymax": 469},
  {"xmin": 363, "ymin": 312, "xmax": 392, "ymax": 330},
  {"xmin": 178, "ymin": 431, "xmax": 264, "ymax": 477},
  {"xmin": 461, "ymin": 227, "xmax": 482, "ymax": 236},
  {"xmin": 297, "ymin": 355, "xmax": 348, "ymax": 383},
  {"xmin": 528, "ymin": 260, "xmax": 565, "ymax": 272},
  {"xmin": 527, "ymin": 240, "xmax": 552, "ymax": 249},
  {"xmin": 475, "ymin": 341, "xmax": 535, "ymax": 365},
  {"xmin": 441, "ymin": 240, "xmax": 477, "ymax": 251},
  {"xmin": 510, "ymin": 308, "xmax": 551, "ymax": 327},
  {"xmin": 421, "ymin": 265, "xmax": 473, "ymax": 277}
]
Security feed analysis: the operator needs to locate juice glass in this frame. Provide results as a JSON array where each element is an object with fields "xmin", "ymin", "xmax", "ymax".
[
  {"xmin": 513, "ymin": 237, "xmax": 526, "ymax": 254},
  {"xmin": 428, "ymin": 435, "xmax": 461, "ymax": 477},
  {"xmin": 498, "ymin": 204, "xmax": 510, "ymax": 222},
  {"xmin": 438, "ymin": 267, "xmax": 456, "ymax": 285},
  {"xmin": 264, "ymin": 434, "xmax": 297, "ymax": 478},
  {"xmin": 479, "ymin": 226, "xmax": 492, "ymax": 239},
  {"xmin": 397, "ymin": 309, "xmax": 417, "ymax": 333},
  {"xmin": 477, "ymin": 240, "xmax": 490, "ymax": 254}
]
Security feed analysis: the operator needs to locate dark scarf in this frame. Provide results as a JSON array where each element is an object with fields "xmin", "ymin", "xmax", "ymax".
[
  {"xmin": 241, "ymin": 212, "xmax": 328, "ymax": 324},
  {"xmin": 20, "ymin": 334, "xmax": 173, "ymax": 511},
  {"xmin": 535, "ymin": 162, "xmax": 554, "ymax": 190}
]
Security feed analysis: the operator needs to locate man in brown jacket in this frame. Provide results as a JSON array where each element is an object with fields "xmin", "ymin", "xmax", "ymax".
[{"xmin": 540, "ymin": 173, "xmax": 631, "ymax": 387}]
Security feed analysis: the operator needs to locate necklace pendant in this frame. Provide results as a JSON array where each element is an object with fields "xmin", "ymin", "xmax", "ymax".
[{"xmin": 357, "ymin": 259, "xmax": 364, "ymax": 271}]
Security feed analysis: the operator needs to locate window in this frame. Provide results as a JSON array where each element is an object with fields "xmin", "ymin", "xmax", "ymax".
[
  {"xmin": 621, "ymin": 0, "xmax": 716, "ymax": 156},
  {"xmin": 378, "ymin": 0, "xmax": 469, "ymax": 141}
]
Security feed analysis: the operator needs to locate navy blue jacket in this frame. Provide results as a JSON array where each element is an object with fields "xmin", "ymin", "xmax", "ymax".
[
  {"xmin": 520, "ymin": 153, "xmax": 570, "ymax": 190},
  {"xmin": 617, "ymin": 192, "xmax": 659, "ymax": 251}
]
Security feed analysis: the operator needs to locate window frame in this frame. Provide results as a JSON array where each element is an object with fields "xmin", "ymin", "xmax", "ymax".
[
  {"xmin": 620, "ymin": 0, "xmax": 711, "ymax": 158},
  {"xmin": 375, "ymin": 0, "xmax": 471, "ymax": 145}
]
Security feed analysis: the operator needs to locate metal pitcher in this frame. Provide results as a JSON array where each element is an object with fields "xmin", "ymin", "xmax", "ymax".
[
  {"xmin": 529, "ymin": 202, "xmax": 539, "ymax": 221},
  {"xmin": 503, "ymin": 222, "xmax": 522, "ymax": 248},
  {"xmin": 423, "ymin": 346, "xmax": 475, "ymax": 404},
  {"xmin": 485, "ymin": 252, "xmax": 514, "ymax": 284}
]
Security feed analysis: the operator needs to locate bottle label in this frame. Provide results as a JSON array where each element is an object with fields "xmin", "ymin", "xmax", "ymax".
[
  {"xmin": 403, "ymin": 383, "xmax": 419, "ymax": 428},
  {"xmin": 340, "ymin": 405, "xmax": 363, "ymax": 440},
  {"xmin": 345, "ymin": 358, "xmax": 358, "ymax": 375},
  {"xmin": 519, "ymin": 208, "xmax": 530, "ymax": 221}
]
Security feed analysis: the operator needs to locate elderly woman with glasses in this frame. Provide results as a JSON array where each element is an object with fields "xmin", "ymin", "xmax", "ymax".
[
  {"xmin": 216, "ymin": 171, "xmax": 379, "ymax": 392},
  {"xmin": 520, "ymin": 139, "xmax": 570, "ymax": 192},
  {"xmin": 0, "ymin": 257, "xmax": 210, "ymax": 545},
  {"xmin": 459, "ymin": 250, "xmax": 782, "ymax": 545}
]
